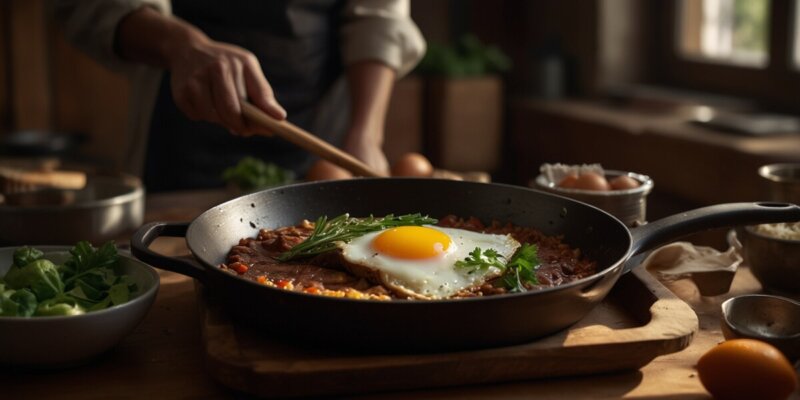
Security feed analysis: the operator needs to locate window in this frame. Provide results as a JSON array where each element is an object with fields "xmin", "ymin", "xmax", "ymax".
[
  {"xmin": 794, "ymin": 0, "xmax": 800, "ymax": 67},
  {"xmin": 678, "ymin": 0, "xmax": 770, "ymax": 67},
  {"xmin": 656, "ymin": 0, "xmax": 800, "ymax": 111}
]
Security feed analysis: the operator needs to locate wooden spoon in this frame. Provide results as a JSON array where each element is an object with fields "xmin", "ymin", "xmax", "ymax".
[{"xmin": 241, "ymin": 102, "xmax": 386, "ymax": 178}]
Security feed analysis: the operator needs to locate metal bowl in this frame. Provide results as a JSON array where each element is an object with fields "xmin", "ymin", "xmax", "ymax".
[
  {"xmin": 735, "ymin": 226, "xmax": 800, "ymax": 293},
  {"xmin": 0, "ymin": 174, "xmax": 144, "ymax": 245},
  {"xmin": 0, "ymin": 246, "xmax": 159, "ymax": 368},
  {"xmin": 759, "ymin": 164, "xmax": 800, "ymax": 204},
  {"xmin": 533, "ymin": 170, "xmax": 654, "ymax": 227},
  {"xmin": 721, "ymin": 294, "xmax": 800, "ymax": 361}
]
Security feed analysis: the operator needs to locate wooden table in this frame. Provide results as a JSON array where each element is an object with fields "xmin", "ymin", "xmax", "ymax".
[{"xmin": 5, "ymin": 189, "xmax": 799, "ymax": 399}]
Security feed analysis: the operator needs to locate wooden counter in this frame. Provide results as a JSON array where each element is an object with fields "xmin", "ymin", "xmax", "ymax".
[
  {"xmin": 5, "ymin": 189, "xmax": 799, "ymax": 399},
  {"xmin": 510, "ymin": 99, "xmax": 800, "ymax": 206}
]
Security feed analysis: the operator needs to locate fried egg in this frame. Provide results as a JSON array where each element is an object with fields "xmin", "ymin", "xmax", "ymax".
[{"xmin": 339, "ymin": 225, "xmax": 520, "ymax": 299}]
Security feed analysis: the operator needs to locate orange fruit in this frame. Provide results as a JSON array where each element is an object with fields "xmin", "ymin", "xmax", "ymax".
[{"xmin": 697, "ymin": 339, "xmax": 797, "ymax": 400}]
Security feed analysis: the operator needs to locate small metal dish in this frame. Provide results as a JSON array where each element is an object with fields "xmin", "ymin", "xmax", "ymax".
[
  {"xmin": 533, "ymin": 170, "xmax": 654, "ymax": 227},
  {"xmin": 759, "ymin": 163, "xmax": 800, "ymax": 204},
  {"xmin": 721, "ymin": 294, "xmax": 800, "ymax": 361}
]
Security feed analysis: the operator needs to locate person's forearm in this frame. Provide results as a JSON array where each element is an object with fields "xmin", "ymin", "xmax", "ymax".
[
  {"xmin": 345, "ymin": 61, "xmax": 396, "ymax": 146},
  {"xmin": 116, "ymin": 7, "xmax": 207, "ymax": 69},
  {"xmin": 114, "ymin": 6, "xmax": 285, "ymax": 130}
]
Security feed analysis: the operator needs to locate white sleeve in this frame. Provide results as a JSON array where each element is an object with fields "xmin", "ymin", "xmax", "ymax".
[
  {"xmin": 49, "ymin": 0, "xmax": 171, "ymax": 73},
  {"xmin": 339, "ymin": 0, "xmax": 427, "ymax": 78}
]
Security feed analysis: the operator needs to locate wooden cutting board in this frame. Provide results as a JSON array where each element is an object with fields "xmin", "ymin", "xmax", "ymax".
[{"xmin": 197, "ymin": 267, "xmax": 698, "ymax": 398}]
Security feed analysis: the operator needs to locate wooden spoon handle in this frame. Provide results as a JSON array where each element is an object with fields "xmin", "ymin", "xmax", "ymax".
[{"xmin": 241, "ymin": 102, "xmax": 386, "ymax": 178}]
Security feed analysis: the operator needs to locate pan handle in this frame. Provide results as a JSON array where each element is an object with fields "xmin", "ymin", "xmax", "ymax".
[
  {"xmin": 130, "ymin": 222, "xmax": 208, "ymax": 283},
  {"xmin": 629, "ymin": 202, "xmax": 800, "ymax": 258}
]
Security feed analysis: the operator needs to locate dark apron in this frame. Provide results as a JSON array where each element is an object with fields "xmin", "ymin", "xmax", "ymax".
[{"xmin": 145, "ymin": 0, "xmax": 348, "ymax": 192}]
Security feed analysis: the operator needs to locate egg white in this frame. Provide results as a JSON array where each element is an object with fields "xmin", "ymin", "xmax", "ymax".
[{"xmin": 339, "ymin": 226, "xmax": 520, "ymax": 299}]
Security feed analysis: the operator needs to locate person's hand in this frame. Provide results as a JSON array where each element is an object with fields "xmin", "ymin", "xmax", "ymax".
[
  {"xmin": 166, "ymin": 33, "xmax": 286, "ymax": 134},
  {"xmin": 343, "ymin": 131, "xmax": 389, "ymax": 176}
]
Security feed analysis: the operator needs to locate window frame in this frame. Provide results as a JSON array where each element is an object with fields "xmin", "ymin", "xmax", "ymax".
[{"xmin": 654, "ymin": 0, "xmax": 800, "ymax": 111}]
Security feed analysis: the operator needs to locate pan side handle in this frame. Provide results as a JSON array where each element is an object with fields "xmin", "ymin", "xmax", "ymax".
[
  {"xmin": 130, "ymin": 222, "xmax": 208, "ymax": 283},
  {"xmin": 629, "ymin": 202, "xmax": 800, "ymax": 259}
]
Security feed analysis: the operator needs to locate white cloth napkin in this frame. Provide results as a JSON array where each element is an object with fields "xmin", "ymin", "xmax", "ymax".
[{"xmin": 641, "ymin": 242, "xmax": 742, "ymax": 296}]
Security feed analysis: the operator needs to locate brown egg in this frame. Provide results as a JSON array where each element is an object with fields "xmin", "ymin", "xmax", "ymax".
[
  {"xmin": 391, "ymin": 152, "xmax": 434, "ymax": 177},
  {"xmin": 609, "ymin": 175, "xmax": 641, "ymax": 190},
  {"xmin": 306, "ymin": 160, "xmax": 353, "ymax": 181},
  {"xmin": 558, "ymin": 174, "xmax": 579, "ymax": 189},
  {"xmin": 573, "ymin": 172, "xmax": 610, "ymax": 191}
]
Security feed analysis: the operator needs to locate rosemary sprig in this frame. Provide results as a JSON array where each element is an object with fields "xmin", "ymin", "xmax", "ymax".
[{"xmin": 277, "ymin": 213, "xmax": 438, "ymax": 261}]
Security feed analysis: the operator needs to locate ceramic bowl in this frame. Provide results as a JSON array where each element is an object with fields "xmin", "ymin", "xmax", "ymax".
[
  {"xmin": 0, "ymin": 246, "xmax": 159, "ymax": 368},
  {"xmin": 721, "ymin": 294, "xmax": 800, "ymax": 361},
  {"xmin": 734, "ymin": 226, "xmax": 800, "ymax": 293}
]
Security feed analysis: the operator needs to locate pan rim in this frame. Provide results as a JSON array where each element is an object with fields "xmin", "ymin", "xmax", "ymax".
[{"xmin": 186, "ymin": 177, "xmax": 634, "ymax": 305}]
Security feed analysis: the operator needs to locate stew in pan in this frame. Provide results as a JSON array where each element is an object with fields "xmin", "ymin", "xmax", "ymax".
[{"xmin": 220, "ymin": 213, "xmax": 597, "ymax": 300}]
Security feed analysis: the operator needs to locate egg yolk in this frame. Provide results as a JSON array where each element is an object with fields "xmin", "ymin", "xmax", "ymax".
[{"xmin": 372, "ymin": 226, "xmax": 452, "ymax": 259}]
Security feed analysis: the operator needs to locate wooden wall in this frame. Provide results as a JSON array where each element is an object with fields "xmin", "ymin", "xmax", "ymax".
[
  {"xmin": 1, "ymin": 0, "xmax": 130, "ymax": 170},
  {"xmin": 7, "ymin": 0, "xmax": 53, "ymax": 131}
]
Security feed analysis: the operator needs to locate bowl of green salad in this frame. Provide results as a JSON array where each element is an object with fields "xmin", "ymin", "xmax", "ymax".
[{"xmin": 0, "ymin": 242, "xmax": 159, "ymax": 368}]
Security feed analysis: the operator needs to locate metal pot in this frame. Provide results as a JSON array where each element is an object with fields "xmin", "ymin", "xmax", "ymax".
[
  {"xmin": 131, "ymin": 178, "xmax": 799, "ymax": 352},
  {"xmin": 0, "ymin": 174, "xmax": 144, "ymax": 245}
]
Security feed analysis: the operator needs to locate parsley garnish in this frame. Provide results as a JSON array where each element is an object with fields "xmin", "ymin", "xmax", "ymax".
[
  {"xmin": 455, "ymin": 243, "xmax": 540, "ymax": 292},
  {"xmin": 454, "ymin": 247, "xmax": 506, "ymax": 274},
  {"xmin": 278, "ymin": 213, "xmax": 438, "ymax": 261},
  {"xmin": 501, "ymin": 243, "xmax": 540, "ymax": 292}
]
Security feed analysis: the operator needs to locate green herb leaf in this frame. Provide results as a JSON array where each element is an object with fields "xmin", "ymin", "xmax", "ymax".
[
  {"xmin": 108, "ymin": 283, "xmax": 130, "ymax": 306},
  {"xmin": 0, "ymin": 285, "xmax": 38, "ymax": 317},
  {"xmin": 278, "ymin": 213, "xmax": 438, "ymax": 261},
  {"xmin": 12, "ymin": 246, "xmax": 44, "ymax": 268},
  {"xmin": 35, "ymin": 299, "xmax": 84, "ymax": 316},
  {"xmin": 222, "ymin": 156, "xmax": 294, "ymax": 191},
  {"xmin": 9, "ymin": 289, "xmax": 38, "ymax": 317},
  {"xmin": 64, "ymin": 241, "xmax": 118, "ymax": 277},
  {"xmin": 4, "ymin": 259, "xmax": 64, "ymax": 300},
  {"xmin": 454, "ymin": 247, "xmax": 507, "ymax": 273},
  {"xmin": 88, "ymin": 298, "xmax": 112, "ymax": 312},
  {"xmin": 502, "ymin": 243, "xmax": 540, "ymax": 292}
]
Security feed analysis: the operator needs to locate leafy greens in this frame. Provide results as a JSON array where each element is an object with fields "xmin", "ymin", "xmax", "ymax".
[
  {"xmin": 222, "ymin": 156, "xmax": 294, "ymax": 192},
  {"xmin": 0, "ymin": 242, "xmax": 136, "ymax": 317}
]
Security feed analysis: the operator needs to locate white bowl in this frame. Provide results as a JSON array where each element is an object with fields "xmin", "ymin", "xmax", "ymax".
[{"xmin": 0, "ymin": 246, "xmax": 159, "ymax": 368}]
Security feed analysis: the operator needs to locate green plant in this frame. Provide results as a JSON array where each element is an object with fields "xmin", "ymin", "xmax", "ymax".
[
  {"xmin": 222, "ymin": 156, "xmax": 295, "ymax": 192},
  {"xmin": 416, "ymin": 34, "xmax": 512, "ymax": 77}
]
